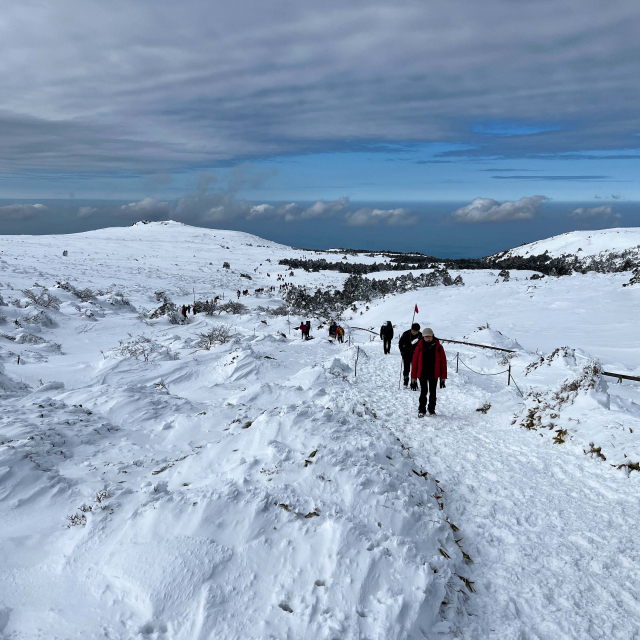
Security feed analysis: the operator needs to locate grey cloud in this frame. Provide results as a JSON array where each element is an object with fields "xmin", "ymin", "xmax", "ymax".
[
  {"xmin": 452, "ymin": 196, "xmax": 548, "ymax": 223},
  {"xmin": 197, "ymin": 173, "xmax": 217, "ymax": 194},
  {"xmin": 1, "ymin": 1, "xmax": 640, "ymax": 173},
  {"xmin": 570, "ymin": 206, "xmax": 620, "ymax": 220},
  {"xmin": 346, "ymin": 207, "xmax": 417, "ymax": 227},
  {"xmin": 152, "ymin": 173, "xmax": 173, "ymax": 185},
  {"xmin": 0, "ymin": 203, "xmax": 50, "ymax": 220}
]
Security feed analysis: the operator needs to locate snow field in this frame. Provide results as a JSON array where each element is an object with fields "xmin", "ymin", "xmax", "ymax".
[
  {"xmin": 1, "ymin": 222, "xmax": 640, "ymax": 639},
  {"xmin": 0, "ymin": 284, "xmax": 469, "ymax": 638},
  {"xmin": 348, "ymin": 339, "xmax": 640, "ymax": 639}
]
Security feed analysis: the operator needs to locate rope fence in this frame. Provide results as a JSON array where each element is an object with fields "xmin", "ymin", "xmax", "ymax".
[{"xmin": 455, "ymin": 353, "xmax": 524, "ymax": 397}]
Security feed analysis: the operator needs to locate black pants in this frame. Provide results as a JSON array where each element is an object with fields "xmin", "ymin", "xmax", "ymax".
[
  {"xmin": 419, "ymin": 377, "xmax": 437, "ymax": 413},
  {"xmin": 402, "ymin": 355, "xmax": 412, "ymax": 379},
  {"xmin": 383, "ymin": 338, "xmax": 392, "ymax": 354}
]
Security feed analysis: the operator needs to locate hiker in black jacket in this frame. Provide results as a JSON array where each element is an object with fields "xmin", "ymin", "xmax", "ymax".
[
  {"xmin": 380, "ymin": 321, "xmax": 394, "ymax": 354},
  {"xmin": 398, "ymin": 323, "xmax": 421, "ymax": 387}
]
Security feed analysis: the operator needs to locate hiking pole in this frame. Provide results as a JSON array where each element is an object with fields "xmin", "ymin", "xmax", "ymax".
[{"xmin": 398, "ymin": 358, "xmax": 403, "ymax": 390}]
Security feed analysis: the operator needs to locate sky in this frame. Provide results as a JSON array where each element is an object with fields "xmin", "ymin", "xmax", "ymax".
[{"xmin": 1, "ymin": 0, "xmax": 639, "ymax": 252}]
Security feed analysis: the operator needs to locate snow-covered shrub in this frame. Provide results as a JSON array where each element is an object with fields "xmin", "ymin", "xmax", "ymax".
[
  {"xmin": 193, "ymin": 299, "xmax": 218, "ymax": 315},
  {"xmin": 223, "ymin": 261, "xmax": 230, "ymax": 269},
  {"xmin": 256, "ymin": 304, "xmax": 289, "ymax": 317},
  {"xmin": 218, "ymin": 301, "xmax": 248, "ymax": 315},
  {"xmin": 56, "ymin": 281, "xmax": 95, "ymax": 301},
  {"xmin": 150, "ymin": 293, "xmax": 185, "ymax": 320},
  {"xmin": 0, "ymin": 293, "xmax": 6, "ymax": 306},
  {"xmin": 168, "ymin": 310, "xmax": 187, "ymax": 325},
  {"xmin": 108, "ymin": 291, "xmax": 132, "ymax": 307},
  {"xmin": 22, "ymin": 310, "xmax": 56, "ymax": 328},
  {"xmin": 498, "ymin": 269, "xmax": 510, "ymax": 281},
  {"xmin": 515, "ymin": 351, "xmax": 609, "ymax": 440},
  {"xmin": 623, "ymin": 267, "xmax": 640, "ymax": 287},
  {"xmin": 114, "ymin": 335, "xmax": 177, "ymax": 362},
  {"xmin": 15, "ymin": 333, "xmax": 47, "ymax": 345},
  {"xmin": 196, "ymin": 324, "xmax": 233, "ymax": 349},
  {"xmin": 22, "ymin": 288, "xmax": 61, "ymax": 310}
]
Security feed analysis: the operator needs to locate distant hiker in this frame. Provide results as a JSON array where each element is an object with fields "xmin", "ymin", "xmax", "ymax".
[
  {"xmin": 181, "ymin": 305, "xmax": 187, "ymax": 319},
  {"xmin": 398, "ymin": 322, "xmax": 421, "ymax": 387},
  {"xmin": 336, "ymin": 325, "xmax": 345, "ymax": 343},
  {"xmin": 410, "ymin": 328, "xmax": 447, "ymax": 417},
  {"xmin": 380, "ymin": 321, "xmax": 394, "ymax": 354},
  {"xmin": 306, "ymin": 320, "xmax": 311, "ymax": 340},
  {"xmin": 214, "ymin": 296, "xmax": 219, "ymax": 303},
  {"xmin": 237, "ymin": 290, "xmax": 241, "ymax": 300},
  {"xmin": 299, "ymin": 321, "xmax": 308, "ymax": 340},
  {"xmin": 329, "ymin": 320, "xmax": 337, "ymax": 339}
]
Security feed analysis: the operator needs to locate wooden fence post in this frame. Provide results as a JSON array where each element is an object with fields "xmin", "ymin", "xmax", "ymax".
[{"xmin": 508, "ymin": 364, "xmax": 511, "ymax": 386}]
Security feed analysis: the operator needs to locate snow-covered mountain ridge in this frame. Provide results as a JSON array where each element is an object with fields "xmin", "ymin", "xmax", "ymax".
[{"xmin": 489, "ymin": 227, "xmax": 640, "ymax": 275}]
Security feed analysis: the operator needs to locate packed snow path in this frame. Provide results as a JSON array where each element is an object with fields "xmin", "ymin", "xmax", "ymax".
[{"xmin": 350, "ymin": 343, "xmax": 640, "ymax": 639}]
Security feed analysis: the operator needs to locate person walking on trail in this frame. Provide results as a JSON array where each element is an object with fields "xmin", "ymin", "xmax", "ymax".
[
  {"xmin": 328, "ymin": 320, "xmax": 338, "ymax": 339},
  {"xmin": 410, "ymin": 328, "xmax": 447, "ymax": 417},
  {"xmin": 299, "ymin": 321, "xmax": 307, "ymax": 340},
  {"xmin": 380, "ymin": 321, "xmax": 394, "ymax": 354},
  {"xmin": 336, "ymin": 325, "xmax": 345, "ymax": 343},
  {"xmin": 398, "ymin": 322, "xmax": 421, "ymax": 387},
  {"xmin": 237, "ymin": 290, "xmax": 241, "ymax": 300},
  {"xmin": 181, "ymin": 305, "xmax": 187, "ymax": 319},
  {"xmin": 305, "ymin": 320, "xmax": 312, "ymax": 340}
]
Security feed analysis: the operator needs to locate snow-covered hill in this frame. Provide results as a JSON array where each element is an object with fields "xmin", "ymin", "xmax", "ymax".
[
  {"xmin": 489, "ymin": 227, "xmax": 640, "ymax": 274},
  {"xmin": 495, "ymin": 227, "xmax": 640, "ymax": 259},
  {"xmin": 1, "ymin": 222, "xmax": 639, "ymax": 639}
]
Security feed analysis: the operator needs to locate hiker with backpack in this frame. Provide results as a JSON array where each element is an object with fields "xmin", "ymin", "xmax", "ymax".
[
  {"xmin": 328, "ymin": 320, "xmax": 338, "ymax": 339},
  {"xmin": 380, "ymin": 321, "xmax": 394, "ymax": 354},
  {"xmin": 398, "ymin": 322, "xmax": 421, "ymax": 387},
  {"xmin": 336, "ymin": 325, "xmax": 345, "ymax": 343},
  {"xmin": 410, "ymin": 328, "xmax": 447, "ymax": 417}
]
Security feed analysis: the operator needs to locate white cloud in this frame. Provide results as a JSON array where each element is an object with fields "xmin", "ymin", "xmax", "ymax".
[
  {"xmin": 346, "ymin": 207, "xmax": 417, "ymax": 227},
  {"xmin": 301, "ymin": 197, "xmax": 349, "ymax": 219},
  {"xmin": 120, "ymin": 197, "xmax": 171, "ymax": 217},
  {"xmin": 248, "ymin": 203, "xmax": 275, "ymax": 218},
  {"xmin": 0, "ymin": 203, "xmax": 50, "ymax": 220},
  {"xmin": 452, "ymin": 195, "xmax": 548, "ymax": 223},
  {"xmin": 570, "ymin": 205, "xmax": 620, "ymax": 220},
  {"xmin": 77, "ymin": 206, "xmax": 97, "ymax": 218}
]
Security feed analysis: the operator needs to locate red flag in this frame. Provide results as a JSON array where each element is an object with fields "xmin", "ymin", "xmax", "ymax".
[{"xmin": 415, "ymin": 304, "xmax": 419, "ymax": 314}]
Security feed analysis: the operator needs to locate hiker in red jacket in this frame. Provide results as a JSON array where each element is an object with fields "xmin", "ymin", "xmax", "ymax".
[{"xmin": 410, "ymin": 328, "xmax": 447, "ymax": 417}]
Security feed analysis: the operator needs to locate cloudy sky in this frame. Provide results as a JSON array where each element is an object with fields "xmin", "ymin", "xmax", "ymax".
[{"xmin": 1, "ymin": 0, "xmax": 639, "ymax": 239}]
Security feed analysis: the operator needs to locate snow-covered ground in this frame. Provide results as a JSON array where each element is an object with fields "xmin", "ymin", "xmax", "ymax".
[
  {"xmin": 494, "ymin": 227, "xmax": 640, "ymax": 260},
  {"xmin": 0, "ymin": 222, "xmax": 639, "ymax": 639}
]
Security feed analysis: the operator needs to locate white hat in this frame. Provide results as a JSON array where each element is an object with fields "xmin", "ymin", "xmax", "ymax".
[{"xmin": 422, "ymin": 327, "xmax": 434, "ymax": 337}]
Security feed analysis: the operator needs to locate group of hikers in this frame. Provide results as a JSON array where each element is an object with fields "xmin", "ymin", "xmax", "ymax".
[
  {"xmin": 397, "ymin": 322, "xmax": 446, "ymax": 417},
  {"xmin": 295, "ymin": 315, "xmax": 445, "ymax": 417},
  {"xmin": 181, "ymin": 297, "xmax": 220, "ymax": 319},
  {"xmin": 380, "ymin": 320, "xmax": 447, "ymax": 416},
  {"xmin": 296, "ymin": 319, "xmax": 345, "ymax": 342}
]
